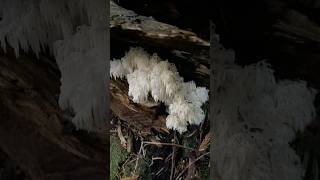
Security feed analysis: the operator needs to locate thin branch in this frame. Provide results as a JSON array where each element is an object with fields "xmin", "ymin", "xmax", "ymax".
[
  {"xmin": 170, "ymin": 133, "xmax": 177, "ymax": 180},
  {"xmin": 142, "ymin": 141, "xmax": 195, "ymax": 151},
  {"xmin": 175, "ymin": 152, "xmax": 210, "ymax": 180},
  {"xmin": 133, "ymin": 143, "xmax": 143, "ymax": 175}
]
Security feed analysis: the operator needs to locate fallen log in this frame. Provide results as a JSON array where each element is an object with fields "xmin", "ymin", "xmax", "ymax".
[
  {"xmin": 0, "ymin": 52, "xmax": 108, "ymax": 180},
  {"xmin": 110, "ymin": 79, "xmax": 168, "ymax": 134},
  {"xmin": 109, "ymin": 1, "xmax": 210, "ymax": 134},
  {"xmin": 110, "ymin": 1, "xmax": 210, "ymax": 54}
]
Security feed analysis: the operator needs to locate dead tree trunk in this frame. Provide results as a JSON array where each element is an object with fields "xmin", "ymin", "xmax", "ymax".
[
  {"xmin": 110, "ymin": 1, "xmax": 210, "ymax": 133},
  {"xmin": 0, "ymin": 50, "xmax": 108, "ymax": 180}
]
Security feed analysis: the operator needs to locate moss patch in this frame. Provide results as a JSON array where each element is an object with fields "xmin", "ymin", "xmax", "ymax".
[{"xmin": 110, "ymin": 135, "xmax": 129, "ymax": 180}]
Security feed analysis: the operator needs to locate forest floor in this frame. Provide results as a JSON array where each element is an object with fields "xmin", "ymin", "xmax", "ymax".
[
  {"xmin": 110, "ymin": 108, "xmax": 210, "ymax": 180},
  {"xmin": 109, "ymin": 2, "xmax": 211, "ymax": 179}
]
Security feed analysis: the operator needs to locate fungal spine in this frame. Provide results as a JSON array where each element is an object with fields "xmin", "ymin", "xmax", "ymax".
[{"xmin": 110, "ymin": 47, "xmax": 209, "ymax": 133}]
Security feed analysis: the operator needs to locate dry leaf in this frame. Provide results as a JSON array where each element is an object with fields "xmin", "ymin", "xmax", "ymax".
[
  {"xmin": 117, "ymin": 124, "xmax": 127, "ymax": 149},
  {"xmin": 198, "ymin": 132, "xmax": 211, "ymax": 152}
]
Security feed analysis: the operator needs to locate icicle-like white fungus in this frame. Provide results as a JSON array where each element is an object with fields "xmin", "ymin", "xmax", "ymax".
[
  {"xmin": 211, "ymin": 56, "xmax": 317, "ymax": 179},
  {"xmin": 0, "ymin": 0, "xmax": 107, "ymax": 132},
  {"xmin": 54, "ymin": 25, "xmax": 107, "ymax": 131},
  {"xmin": 110, "ymin": 47, "xmax": 209, "ymax": 133}
]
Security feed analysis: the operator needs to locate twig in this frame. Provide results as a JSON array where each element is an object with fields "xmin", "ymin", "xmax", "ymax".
[
  {"xmin": 117, "ymin": 121, "xmax": 127, "ymax": 149},
  {"xmin": 165, "ymin": 153, "xmax": 173, "ymax": 163},
  {"xmin": 170, "ymin": 133, "xmax": 177, "ymax": 180},
  {"xmin": 133, "ymin": 139, "xmax": 197, "ymax": 176},
  {"xmin": 199, "ymin": 122, "xmax": 204, "ymax": 141},
  {"xmin": 142, "ymin": 141, "xmax": 195, "ymax": 151},
  {"xmin": 133, "ymin": 143, "xmax": 143, "ymax": 175},
  {"xmin": 186, "ymin": 129, "xmax": 197, "ymax": 138},
  {"xmin": 175, "ymin": 152, "xmax": 210, "ymax": 180},
  {"xmin": 149, "ymin": 156, "xmax": 164, "ymax": 167},
  {"xmin": 121, "ymin": 156, "xmax": 137, "ymax": 173},
  {"xmin": 156, "ymin": 167, "xmax": 165, "ymax": 176}
]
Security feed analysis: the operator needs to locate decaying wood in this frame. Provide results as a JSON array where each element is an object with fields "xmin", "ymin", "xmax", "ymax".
[
  {"xmin": 109, "ymin": 2, "xmax": 210, "ymax": 134},
  {"xmin": 110, "ymin": 79, "xmax": 168, "ymax": 134},
  {"xmin": 110, "ymin": 1, "xmax": 209, "ymax": 53},
  {"xmin": 0, "ymin": 52, "xmax": 107, "ymax": 180},
  {"xmin": 273, "ymin": 9, "xmax": 320, "ymax": 43}
]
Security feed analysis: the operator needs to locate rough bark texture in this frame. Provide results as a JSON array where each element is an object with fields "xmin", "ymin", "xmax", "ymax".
[
  {"xmin": 0, "ymin": 50, "xmax": 108, "ymax": 180},
  {"xmin": 110, "ymin": 1, "xmax": 209, "ymax": 53},
  {"xmin": 110, "ymin": 79, "xmax": 168, "ymax": 134},
  {"xmin": 109, "ymin": 1, "xmax": 210, "ymax": 134}
]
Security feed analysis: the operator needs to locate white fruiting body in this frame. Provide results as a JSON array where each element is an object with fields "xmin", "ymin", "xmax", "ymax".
[
  {"xmin": 212, "ymin": 59, "xmax": 317, "ymax": 180},
  {"xmin": 110, "ymin": 47, "xmax": 209, "ymax": 133},
  {"xmin": 0, "ymin": 0, "xmax": 107, "ymax": 132}
]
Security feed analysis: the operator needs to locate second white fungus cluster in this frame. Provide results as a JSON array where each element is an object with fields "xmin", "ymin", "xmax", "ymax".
[{"xmin": 110, "ymin": 47, "xmax": 209, "ymax": 133}]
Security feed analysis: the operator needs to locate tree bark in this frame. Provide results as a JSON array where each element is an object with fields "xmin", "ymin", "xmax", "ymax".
[{"xmin": 0, "ymin": 51, "xmax": 108, "ymax": 180}]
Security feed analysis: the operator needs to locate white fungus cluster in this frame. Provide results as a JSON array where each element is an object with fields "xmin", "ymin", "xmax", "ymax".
[
  {"xmin": 110, "ymin": 47, "xmax": 209, "ymax": 133},
  {"xmin": 212, "ymin": 54, "xmax": 317, "ymax": 180},
  {"xmin": 0, "ymin": 0, "xmax": 107, "ymax": 132}
]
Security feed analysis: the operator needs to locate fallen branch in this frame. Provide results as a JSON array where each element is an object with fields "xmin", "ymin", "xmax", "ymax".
[{"xmin": 175, "ymin": 152, "xmax": 210, "ymax": 180}]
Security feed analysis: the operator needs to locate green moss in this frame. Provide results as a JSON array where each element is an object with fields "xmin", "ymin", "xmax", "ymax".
[
  {"xmin": 198, "ymin": 158, "xmax": 210, "ymax": 180},
  {"xmin": 110, "ymin": 135, "xmax": 129, "ymax": 180},
  {"xmin": 121, "ymin": 156, "xmax": 152, "ymax": 180}
]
